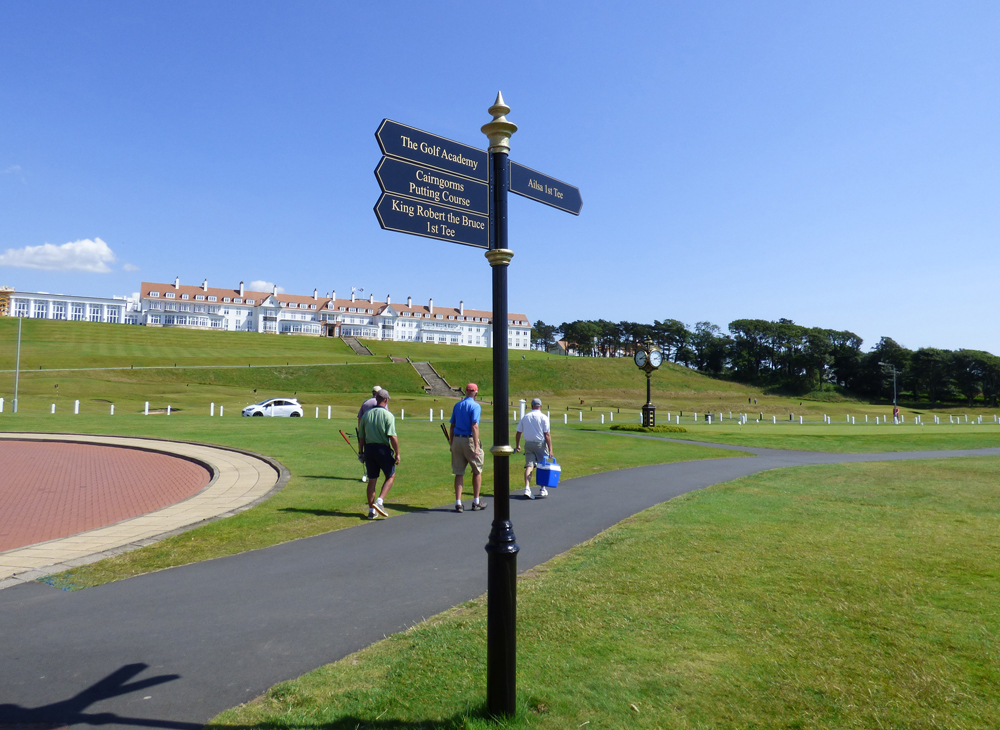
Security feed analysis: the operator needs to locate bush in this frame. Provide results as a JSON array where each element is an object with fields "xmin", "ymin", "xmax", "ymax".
[{"xmin": 610, "ymin": 424, "xmax": 688, "ymax": 434}]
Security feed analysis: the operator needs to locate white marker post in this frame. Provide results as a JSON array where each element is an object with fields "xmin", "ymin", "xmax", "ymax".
[
  {"xmin": 564, "ymin": 413, "xmax": 568, "ymax": 424},
  {"xmin": 440, "ymin": 409, "xmax": 444, "ymax": 421},
  {"xmin": 315, "ymin": 407, "xmax": 319, "ymax": 418},
  {"xmin": 110, "ymin": 404, "xmax": 114, "ymax": 415},
  {"xmin": 430, "ymin": 409, "xmax": 433, "ymax": 422},
  {"xmin": 601, "ymin": 414, "xmax": 605, "ymax": 424},
  {"xmin": 145, "ymin": 401, "xmax": 149, "ymax": 416},
  {"xmin": 211, "ymin": 403, "xmax": 215, "ymax": 417},
  {"xmin": 51, "ymin": 404, "xmax": 56, "ymax": 414},
  {"xmin": 328, "ymin": 405, "xmax": 332, "ymax": 419},
  {"xmin": 220, "ymin": 406, "xmax": 224, "ymax": 417},
  {"xmin": 401, "ymin": 409, "xmax": 404, "ymax": 420},
  {"xmin": 579, "ymin": 411, "xmax": 582, "ymax": 422},
  {"xmin": 74, "ymin": 400, "xmax": 80, "ymax": 414},
  {"xmin": 167, "ymin": 405, "xmax": 171, "ymax": 416},
  {"xmin": 0, "ymin": 398, "xmax": 3, "ymax": 412}
]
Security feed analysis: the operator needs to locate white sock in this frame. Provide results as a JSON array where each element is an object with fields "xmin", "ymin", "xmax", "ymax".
[
  {"xmin": 473, "ymin": 497, "xmax": 480, "ymax": 504},
  {"xmin": 376, "ymin": 497, "xmax": 383, "ymax": 506},
  {"xmin": 456, "ymin": 499, "xmax": 463, "ymax": 506}
]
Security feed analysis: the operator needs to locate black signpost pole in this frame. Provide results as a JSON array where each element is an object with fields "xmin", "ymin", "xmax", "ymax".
[{"xmin": 482, "ymin": 92, "xmax": 518, "ymax": 718}]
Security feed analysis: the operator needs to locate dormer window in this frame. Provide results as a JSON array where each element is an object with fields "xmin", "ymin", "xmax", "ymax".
[
  {"xmin": 149, "ymin": 291, "xmax": 160, "ymax": 297},
  {"xmin": 436, "ymin": 314, "xmax": 443, "ymax": 319},
  {"xmin": 208, "ymin": 296, "xmax": 217, "ymax": 302},
  {"xmin": 448, "ymin": 315, "xmax": 455, "ymax": 320},
  {"xmin": 339, "ymin": 306, "xmax": 346, "ymax": 311},
  {"xmin": 402, "ymin": 311, "xmax": 410, "ymax": 317},
  {"xmin": 180, "ymin": 294, "xmax": 189, "ymax": 300},
  {"xmin": 223, "ymin": 297, "xmax": 231, "ymax": 303},
  {"xmin": 234, "ymin": 298, "xmax": 243, "ymax": 304},
  {"xmin": 289, "ymin": 302, "xmax": 298, "ymax": 308},
  {"xmin": 310, "ymin": 304, "xmax": 317, "ymax": 310},
  {"xmin": 247, "ymin": 299, "xmax": 255, "ymax": 304},
  {"xmin": 165, "ymin": 292, "xmax": 175, "ymax": 299},
  {"xmin": 195, "ymin": 295, "xmax": 205, "ymax": 301},
  {"xmin": 367, "ymin": 308, "xmax": 374, "ymax": 314}
]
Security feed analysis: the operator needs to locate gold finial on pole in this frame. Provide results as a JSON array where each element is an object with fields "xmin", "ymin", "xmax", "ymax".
[{"xmin": 481, "ymin": 91, "xmax": 517, "ymax": 153}]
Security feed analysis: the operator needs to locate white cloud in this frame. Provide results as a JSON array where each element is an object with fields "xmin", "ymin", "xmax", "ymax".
[
  {"xmin": 0, "ymin": 238, "xmax": 116, "ymax": 273},
  {"xmin": 123, "ymin": 263, "xmax": 140, "ymax": 271},
  {"xmin": 1, "ymin": 165, "xmax": 21, "ymax": 175},
  {"xmin": 249, "ymin": 279, "xmax": 284, "ymax": 293}
]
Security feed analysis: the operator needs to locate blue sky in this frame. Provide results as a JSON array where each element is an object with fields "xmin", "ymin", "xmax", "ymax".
[{"xmin": 2, "ymin": 1, "xmax": 998, "ymax": 352}]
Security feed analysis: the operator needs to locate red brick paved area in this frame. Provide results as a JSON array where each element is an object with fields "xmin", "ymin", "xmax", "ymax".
[{"xmin": 0, "ymin": 440, "xmax": 211, "ymax": 552}]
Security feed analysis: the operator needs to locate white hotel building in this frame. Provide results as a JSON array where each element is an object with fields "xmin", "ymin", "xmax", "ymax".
[
  {"xmin": 0, "ymin": 287, "xmax": 141, "ymax": 324},
  {"xmin": 138, "ymin": 279, "xmax": 533, "ymax": 349}
]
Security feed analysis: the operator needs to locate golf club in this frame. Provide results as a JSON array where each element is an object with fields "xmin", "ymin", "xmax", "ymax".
[{"xmin": 339, "ymin": 429, "xmax": 368, "ymax": 483}]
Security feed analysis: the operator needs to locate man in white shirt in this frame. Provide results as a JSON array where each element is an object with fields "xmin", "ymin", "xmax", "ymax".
[{"xmin": 514, "ymin": 397, "xmax": 555, "ymax": 499}]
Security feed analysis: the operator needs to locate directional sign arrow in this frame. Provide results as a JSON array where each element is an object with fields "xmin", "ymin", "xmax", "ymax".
[
  {"xmin": 373, "ymin": 193, "xmax": 489, "ymax": 249},
  {"xmin": 509, "ymin": 161, "xmax": 582, "ymax": 215},
  {"xmin": 375, "ymin": 156, "xmax": 489, "ymax": 217},
  {"xmin": 376, "ymin": 119, "xmax": 489, "ymax": 183}
]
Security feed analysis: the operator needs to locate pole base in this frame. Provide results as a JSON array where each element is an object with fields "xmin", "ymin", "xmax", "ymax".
[{"xmin": 642, "ymin": 404, "xmax": 656, "ymax": 427}]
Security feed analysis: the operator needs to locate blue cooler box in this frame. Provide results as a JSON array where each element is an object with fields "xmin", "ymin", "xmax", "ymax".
[{"xmin": 535, "ymin": 456, "xmax": 561, "ymax": 488}]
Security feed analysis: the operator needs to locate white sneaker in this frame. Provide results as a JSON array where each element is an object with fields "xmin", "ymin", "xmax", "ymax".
[
  {"xmin": 524, "ymin": 487, "xmax": 535, "ymax": 500},
  {"xmin": 539, "ymin": 487, "xmax": 548, "ymax": 498}
]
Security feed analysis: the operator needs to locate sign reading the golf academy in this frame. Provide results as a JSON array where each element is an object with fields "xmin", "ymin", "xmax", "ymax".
[
  {"xmin": 375, "ymin": 156, "xmax": 489, "ymax": 216},
  {"xmin": 374, "ymin": 193, "xmax": 489, "ymax": 249},
  {"xmin": 509, "ymin": 161, "xmax": 582, "ymax": 215},
  {"xmin": 376, "ymin": 119, "xmax": 488, "ymax": 183}
]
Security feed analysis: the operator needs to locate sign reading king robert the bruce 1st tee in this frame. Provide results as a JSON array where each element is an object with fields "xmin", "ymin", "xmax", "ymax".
[{"xmin": 376, "ymin": 119, "xmax": 489, "ymax": 183}]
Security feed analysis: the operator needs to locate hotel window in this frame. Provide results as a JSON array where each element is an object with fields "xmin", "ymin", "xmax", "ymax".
[
  {"xmin": 223, "ymin": 297, "xmax": 231, "ymax": 303},
  {"xmin": 148, "ymin": 315, "xmax": 161, "ymax": 324},
  {"xmin": 71, "ymin": 303, "xmax": 85, "ymax": 320},
  {"xmin": 165, "ymin": 292, "xmax": 175, "ymax": 298},
  {"xmin": 149, "ymin": 301, "xmax": 162, "ymax": 309},
  {"xmin": 149, "ymin": 291, "xmax": 160, "ymax": 297},
  {"xmin": 181, "ymin": 294, "xmax": 190, "ymax": 300},
  {"xmin": 89, "ymin": 305, "xmax": 102, "ymax": 322},
  {"xmin": 107, "ymin": 307, "xmax": 120, "ymax": 323},
  {"xmin": 53, "ymin": 303, "xmax": 66, "ymax": 320},
  {"xmin": 246, "ymin": 299, "xmax": 255, "ymax": 305},
  {"xmin": 13, "ymin": 299, "xmax": 28, "ymax": 317},
  {"xmin": 208, "ymin": 296, "xmax": 217, "ymax": 302},
  {"xmin": 33, "ymin": 301, "xmax": 47, "ymax": 318},
  {"xmin": 195, "ymin": 295, "xmax": 205, "ymax": 301}
]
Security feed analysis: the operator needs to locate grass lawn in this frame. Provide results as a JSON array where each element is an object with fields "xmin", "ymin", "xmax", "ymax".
[
  {"xmin": 0, "ymin": 411, "xmax": 738, "ymax": 590},
  {"xmin": 210, "ymin": 456, "xmax": 1000, "ymax": 729},
  {"xmin": 651, "ymin": 422, "xmax": 1000, "ymax": 452}
]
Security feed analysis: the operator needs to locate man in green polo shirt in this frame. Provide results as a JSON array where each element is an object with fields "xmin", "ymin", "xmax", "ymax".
[{"xmin": 358, "ymin": 389, "xmax": 400, "ymax": 520}]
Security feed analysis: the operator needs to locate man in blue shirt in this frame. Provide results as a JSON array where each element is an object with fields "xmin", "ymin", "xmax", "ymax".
[{"xmin": 448, "ymin": 382, "xmax": 487, "ymax": 513}]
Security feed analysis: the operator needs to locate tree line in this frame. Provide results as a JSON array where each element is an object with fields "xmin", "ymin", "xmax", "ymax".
[{"xmin": 531, "ymin": 318, "xmax": 1000, "ymax": 406}]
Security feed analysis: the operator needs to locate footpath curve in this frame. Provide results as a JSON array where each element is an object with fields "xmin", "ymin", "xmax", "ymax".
[
  {"xmin": 0, "ymin": 433, "xmax": 287, "ymax": 588},
  {"xmin": 1, "ymin": 439, "xmax": 999, "ymax": 729}
]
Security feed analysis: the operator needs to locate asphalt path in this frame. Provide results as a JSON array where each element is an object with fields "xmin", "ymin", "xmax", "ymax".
[{"xmin": 2, "ymin": 437, "xmax": 999, "ymax": 729}]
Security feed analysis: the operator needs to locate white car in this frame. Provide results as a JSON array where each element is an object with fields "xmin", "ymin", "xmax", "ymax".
[{"xmin": 242, "ymin": 398, "xmax": 304, "ymax": 417}]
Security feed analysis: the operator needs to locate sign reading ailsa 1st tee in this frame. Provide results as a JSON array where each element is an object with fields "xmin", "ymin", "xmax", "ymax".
[
  {"xmin": 376, "ymin": 119, "xmax": 488, "ymax": 183},
  {"xmin": 509, "ymin": 161, "xmax": 583, "ymax": 215}
]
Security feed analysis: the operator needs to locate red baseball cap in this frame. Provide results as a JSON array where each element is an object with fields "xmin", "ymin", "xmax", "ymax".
[{"xmin": 466, "ymin": 383, "xmax": 479, "ymax": 392}]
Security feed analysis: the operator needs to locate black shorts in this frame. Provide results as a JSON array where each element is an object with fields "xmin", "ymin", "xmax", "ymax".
[{"xmin": 364, "ymin": 443, "xmax": 396, "ymax": 480}]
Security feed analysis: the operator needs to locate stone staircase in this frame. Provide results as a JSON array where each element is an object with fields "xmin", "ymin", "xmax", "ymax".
[
  {"xmin": 411, "ymin": 362, "xmax": 461, "ymax": 398},
  {"xmin": 341, "ymin": 336, "xmax": 373, "ymax": 356}
]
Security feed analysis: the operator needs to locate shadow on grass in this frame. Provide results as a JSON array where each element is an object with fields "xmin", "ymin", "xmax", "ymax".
[
  {"xmin": 302, "ymin": 475, "xmax": 366, "ymax": 482},
  {"xmin": 278, "ymin": 507, "xmax": 367, "ymax": 519}
]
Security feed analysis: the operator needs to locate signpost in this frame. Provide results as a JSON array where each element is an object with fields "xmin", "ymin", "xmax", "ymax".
[{"xmin": 373, "ymin": 94, "xmax": 581, "ymax": 718}]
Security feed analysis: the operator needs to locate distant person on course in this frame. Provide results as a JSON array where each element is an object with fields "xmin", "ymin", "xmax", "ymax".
[
  {"xmin": 449, "ymin": 383, "xmax": 487, "ymax": 513},
  {"xmin": 356, "ymin": 384, "xmax": 382, "ymax": 463},
  {"xmin": 515, "ymin": 397, "xmax": 554, "ymax": 500},
  {"xmin": 357, "ymin": 389, "xmax": 399, "ymax": 520}
]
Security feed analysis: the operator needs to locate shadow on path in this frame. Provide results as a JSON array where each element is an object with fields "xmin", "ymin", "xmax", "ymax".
[{"xmin": 0, "ymin": 664, "xmax": 196, "ymax": 729}]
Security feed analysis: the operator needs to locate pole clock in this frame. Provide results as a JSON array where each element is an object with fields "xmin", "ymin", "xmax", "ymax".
[{"xmin": 634, "ymin": 344, "xmax": 663, "ymax": 427}]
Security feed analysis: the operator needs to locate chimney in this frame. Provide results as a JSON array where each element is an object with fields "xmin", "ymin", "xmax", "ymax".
[
  {"xmin": 313, "ymin": 288, "xmax": 318, "ymax": 300},
  {"xmin": 429, "ymin": 298, "xmax": 434, "ymax": 314},
  {"xmin": 331, "ymin": 289, "xmax": 336, "ymax": 301},
  {"xmin": 369, "ymin": 293, "xmax": 374, "ymax": 304},
  {"xmin": 351, "ymin": 290, "xmax": 356, "ymax": 302},
  {"xmin": 407, "ymin": 296, "xmax": 412, "ymax": 307},
  {"xmin": 174, "ymin": 277, "xmax": 180, "ymax": 289},
  {"xmin": 459, "ymin": 300, "xmax": 464, "ymax": 315},
  {"xmin": 239, "ymin": 281, "xmax": 244, "ymax": 296},
  {"xmin": 272, "ymin": 284, "xmax": 277, "ymax": 295},
  {"xmin": 386, "ymin": 294, "xmax": 391, "ymax": 304},
  {"xmin": 202, "ymin": 279, "xmax": 208, "ymax": 291}
]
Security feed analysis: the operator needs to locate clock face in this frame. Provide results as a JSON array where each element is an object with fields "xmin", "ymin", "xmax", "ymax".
[
  {"xmin": 649, "ymin": 350, "xmax": 663, "ymax": 368},
  {"xmin": 634, "ymin": 350, "xmax": 647, "ymax": 368}
]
